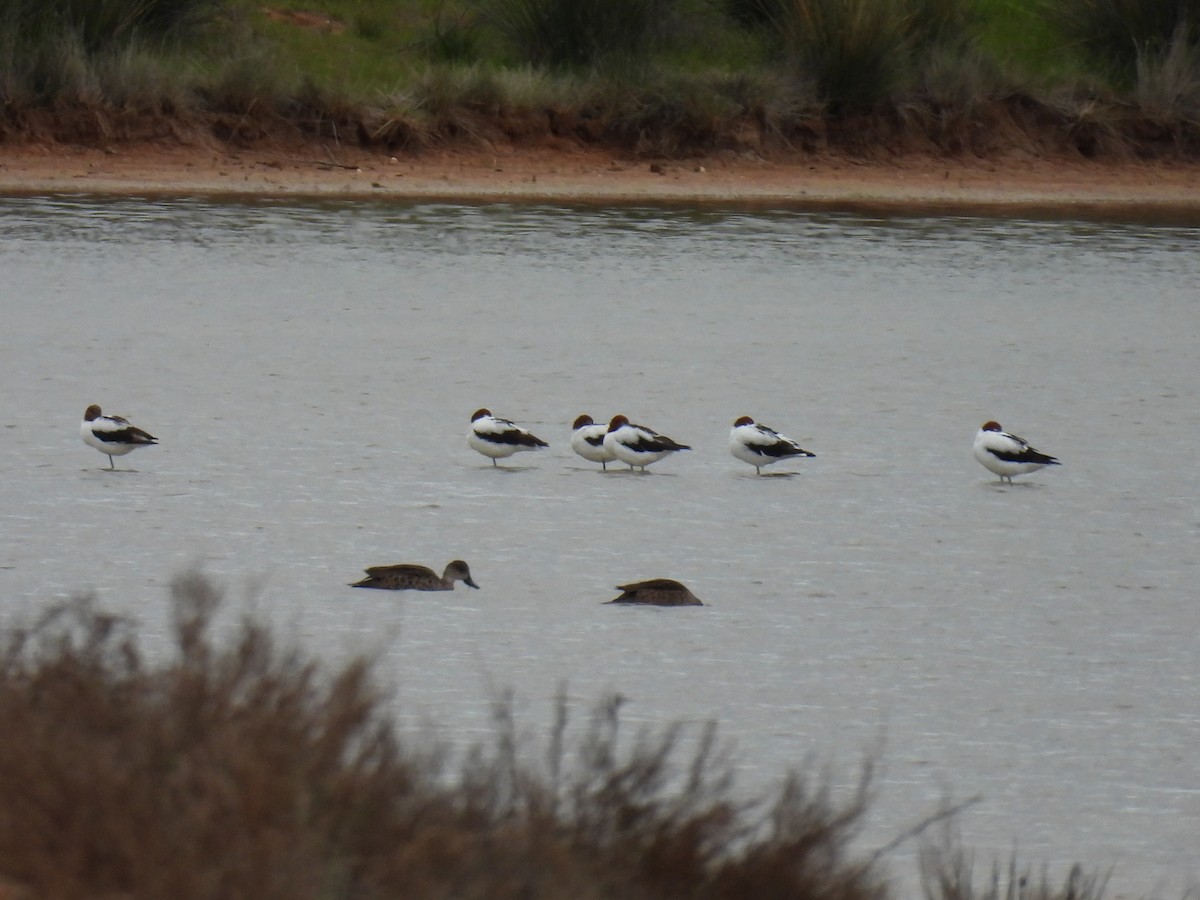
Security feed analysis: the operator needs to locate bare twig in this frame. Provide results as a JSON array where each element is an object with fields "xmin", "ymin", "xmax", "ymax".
[
  {"xmin": 296, "ymin": 159, "xmax": 362, "ymax": 170},
  {"xmin": 868, "ymin": 794, "xmax": 983, "ymax": 864}
]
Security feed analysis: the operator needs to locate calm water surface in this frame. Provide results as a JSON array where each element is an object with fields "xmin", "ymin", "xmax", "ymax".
[{"xmin": 1, "ymin": 196, "xmax": 1198, "ymax": 897}]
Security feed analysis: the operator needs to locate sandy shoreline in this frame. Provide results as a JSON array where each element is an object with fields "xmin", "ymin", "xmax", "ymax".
[{"xmin": 2, "ymin": 143, "xmax": 1200, "ymax": 219}]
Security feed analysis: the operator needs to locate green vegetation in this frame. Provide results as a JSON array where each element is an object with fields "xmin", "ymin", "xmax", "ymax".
[
  {"xmin": 765, "ymin": 0, "xmax": 981, "ymax": 113},
  {"xmin": 0, "ymin": 0, "xmax": 1198, "ymax": 156},
  {"xmin": 0, "ymin": 572, "xmax": 1118, "ymax": 898},
  {"xmin": 1046, "ymin": 0, "xmax": 1200, "ymax": 86},
  {"xmin": 487, "ymin": 0, "xmax": 676, "ymax": 70},
  {"xmin": 0, "ymin": 0, "xmax": 222, "ymax": 51}
]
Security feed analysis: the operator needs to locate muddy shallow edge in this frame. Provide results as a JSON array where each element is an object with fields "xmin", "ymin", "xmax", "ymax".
[{"xmin": 3, "ymin": 144, "xmax": 1200, "ymax": 223}]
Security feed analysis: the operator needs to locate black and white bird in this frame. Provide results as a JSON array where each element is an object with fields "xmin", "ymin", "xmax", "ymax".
[
  {"xmin": 467, "ymin": 408, "xmax": 548, "ymax": 466},
  {"xmin": 973, "ymin": 421, "xmax": 1060, "ymax": 483},
  {"xmin": 80, "ymin": 404, "xmax": 158, "ymax": 469},
  {"xmin": 570, "ymin": 414, "xmax": 617, "ymax": 469},
  {"xmin": 602, "ymin": 415, "xmax": 691, "ymax": 471},
  {"xmin": 729, "ymin": 415, "xmax": 815, "ymax": 474}
]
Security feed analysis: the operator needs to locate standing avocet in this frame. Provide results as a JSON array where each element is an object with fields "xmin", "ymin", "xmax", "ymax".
[
  {"xmin": 602, "ymin": 415, "xmax": 691, "ymax": 471},
  {"xmin": 729, "ymin": 415, "xmax": 815, "ymax": 474},
  {"xmin": 570, "ymin": 414, "xmax": 617, "ymax": 470},
  {"xmin": 973, "ymin": 421, "xmax": 1060, "ymax": 483},
  {"xmin": 80, "ymin": 404, "xmax": 158, "ymax": 469},
  {"xmin": 468, "ymin": 409, "xmax": 548, "ymax": 466}
]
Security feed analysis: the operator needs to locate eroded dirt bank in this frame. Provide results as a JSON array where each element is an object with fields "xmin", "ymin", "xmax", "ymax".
[{"xmin": 2, "ymin": 139, "xmax": 1199, "ymax": 218}]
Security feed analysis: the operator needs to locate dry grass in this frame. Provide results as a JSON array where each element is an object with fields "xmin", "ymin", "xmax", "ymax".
[
  {"xmin": 920, "ymin": 831, "xmax": 1112, "ymax": 900},
  {"xmin": 0, "ymin": 571, "xmax": 893, "ymax": 900},
  {"xmin": 0, "ymin": 572, "xmax": 1149, "ymax": 898}
]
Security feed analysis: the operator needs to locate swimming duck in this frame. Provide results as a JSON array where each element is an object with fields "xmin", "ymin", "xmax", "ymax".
[{"xmin": 350, "ymin": 560, "xmax": 479, "ymax": 591}]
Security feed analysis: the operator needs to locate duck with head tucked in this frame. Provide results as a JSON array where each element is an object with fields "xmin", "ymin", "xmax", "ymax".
[
  {"xmin": 351, "ymin": 560, "xmax": 479, "ymax": 591},
  {"xmin": 607, "ymin": 579, "xmax": 703, "ymax": 606}
]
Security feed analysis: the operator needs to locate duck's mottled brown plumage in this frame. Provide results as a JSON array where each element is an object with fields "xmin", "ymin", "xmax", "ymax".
[
  {"xmin": 608, "ymin": 579, "xmax": 703, "ymax": 606},
  {"xmin": 351, "ymin": 560, "xmax": 479, "ymax": 591}
]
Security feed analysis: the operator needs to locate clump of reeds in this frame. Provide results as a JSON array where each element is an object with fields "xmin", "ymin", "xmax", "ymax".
[
  {"xmin": 1045, "ymin": 0, "xmax": 1200, "ymax": 88},
  {"xmin": 0, "ymin": 0, "xmax": 222, "ymax": 52},
  {"xmin": 423, "ymin": 7, "xmax": 484, "ymax": 65},
  {"xmin": 920, "ymin": 829, "xmax": 1112, "ymax": 900},
  {"xmin": 767, "ymin": 0, "xmax": 980, "ymax": 114},
  {"xmin": 0, "ymin": 0, "xmax": 225, "ymax": 114},
  {"xmin": 484, "ymin": 0, "xmax": 675, "ymax": 71},
  {"xmin": 723, "ymin": 0, "xmax": 782, "ymax": 30},
  {"xmin": 1134, "ymin": 25, "xmax": 1200, "ymax": 120}
]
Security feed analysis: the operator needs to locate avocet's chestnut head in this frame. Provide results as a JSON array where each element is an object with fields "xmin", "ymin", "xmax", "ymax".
[
  {"xmin": 981, "ymin": 421, "xmax": 1002, "ymax": 432},
  {"xmin": 607, "ymin": 415, "xmax": 629, "ymax": 432},
  {"xmin": 572, "ymin": 414, "xmax": 595, "ymax": 430},
  {"xmin": 471, "ymin": 408, "xmax": 492, "ymax": 422},
  {"xmin": 733, "ymin": 416, "xmax": 755, "ymax": 427},
  {"xmin": 84, "ymin": 405, "xmax": 103, "ymax": 421}
]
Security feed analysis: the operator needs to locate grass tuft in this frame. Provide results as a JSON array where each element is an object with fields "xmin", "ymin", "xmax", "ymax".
[
  {"xmin": 0, "ymin": 0, "xmax": 223, "ymax": 52},
  {"xmin": 769, "ymin": 0, "xmax": 980, "ymax": 115},
  {"xmin": 1044, "ymin": 0, "xmax": 1200, "ymax": 88},
  {"xmin": 1135, "ymin": 23, "xmax": 1200, "ymax": 121},
  {"xmin": 485, "ymin": 0, "xmax": 675, "ymax": 71},
  {"xmin": 920, "ymin": 829, "xmax": 1112, "ymax": 900}
]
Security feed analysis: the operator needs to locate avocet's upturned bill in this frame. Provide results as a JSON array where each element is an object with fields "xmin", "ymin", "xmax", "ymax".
[
  {"xmin": 602, "ymin": 415, "xmax": 691, "ymax": 471},
  {"xmin": 468, "ymin": 408, "xmax": 548, "ymax": 466},
  {"xmin": 973, "ymin": 421, "xmax": 1060, "ymax": 483},
  {"xmin": 81, "ymin": 404, "xmax": 157, "ymax": 469},
  {"xmin": 729, "ymin": 415, "xmax": 815, "ymax": 474},
  {"xmin": 570, "ymin": 414, "xmax": 617, "ymax": 470}
]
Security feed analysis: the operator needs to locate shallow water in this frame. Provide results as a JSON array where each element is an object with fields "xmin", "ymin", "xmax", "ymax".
[{"xmin": 1, "ymin": 196, "xmax": 1198, "ymax": 896}]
